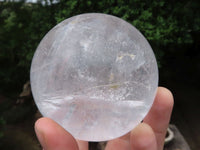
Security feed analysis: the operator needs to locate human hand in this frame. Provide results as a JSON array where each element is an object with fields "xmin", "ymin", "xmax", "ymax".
[{"xmin": 35, "ymin": 87, "xmax": 174, "ymax": 150}]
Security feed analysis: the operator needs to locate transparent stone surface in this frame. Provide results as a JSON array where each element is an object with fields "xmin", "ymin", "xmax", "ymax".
[{"xmin": 30, "ymin": 13, "xmax": 158, "ymax": 141}]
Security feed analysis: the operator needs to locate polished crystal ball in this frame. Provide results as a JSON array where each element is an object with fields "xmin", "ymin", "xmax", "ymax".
[{"xmin": 30, "ymin": 13, "xmax": 158, "ymax": 141}]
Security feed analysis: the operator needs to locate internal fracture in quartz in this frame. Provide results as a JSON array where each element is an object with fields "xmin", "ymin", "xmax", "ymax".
[{"xmin": 30, "ymin": 13, "xmax": 158, "ymax": 141}]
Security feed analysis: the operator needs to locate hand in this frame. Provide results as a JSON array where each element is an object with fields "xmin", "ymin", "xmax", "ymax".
[{"xmin": 35, "ymin": 87, "xmax": 174, "ymax": 150}]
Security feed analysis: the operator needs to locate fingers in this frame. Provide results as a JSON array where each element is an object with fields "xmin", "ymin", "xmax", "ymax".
[
  {"xmin": 143, "ymin": 87, "xmax": 174, "ymax": 150},
  {"xmin": 76, "ymin": 140, "xmax": 88, "ymax": 150},
  {"xmin": 105, "ymin": 123, "xmax": 158, "ymax": 150},
  {"xmin": 106, "ymin": 87, "xmax": 173, "ymax": 150},
  {"xmin": 105, "ymin": 133, "xmax": 131, "ymax": 150},
  {"xmin": 130, "ymin": 123, "xmax": 157, "ymax": 150},
  {"xmin": 34, "ymin": 87, "xmax": 173, "ymax": 150},
  {"xmin": 105, "ymin": 123, "xmax": 157, "ymax": 150},
  {"xmin": 35, "ymin": 117, "xmax": 79, "ymax": 150}
]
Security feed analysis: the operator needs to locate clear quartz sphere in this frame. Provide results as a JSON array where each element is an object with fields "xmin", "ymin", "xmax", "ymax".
[{"xmin": 30, "ymin": 13, "xmax": 158, "ymax": 141}]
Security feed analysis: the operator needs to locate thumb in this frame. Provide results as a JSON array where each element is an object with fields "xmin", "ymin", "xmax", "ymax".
[{"xmin": 35, "ymin": 117, "xmax": 79, "ymax": 150}]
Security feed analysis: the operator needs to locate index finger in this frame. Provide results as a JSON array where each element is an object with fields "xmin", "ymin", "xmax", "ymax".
[{"xmin": 144, "ymin": 87, "xmax": 174, "ymax": 150}]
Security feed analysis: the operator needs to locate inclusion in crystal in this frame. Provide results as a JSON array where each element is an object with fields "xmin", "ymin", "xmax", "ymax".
[{"xmin": 30, "ymin": 13, "xmax": 158, "ymax": 141}]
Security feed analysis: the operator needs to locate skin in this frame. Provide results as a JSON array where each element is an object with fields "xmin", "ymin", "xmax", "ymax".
[{"xmin": 35, "ymin": 87, "xmax": 174, "ymax": 150}]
